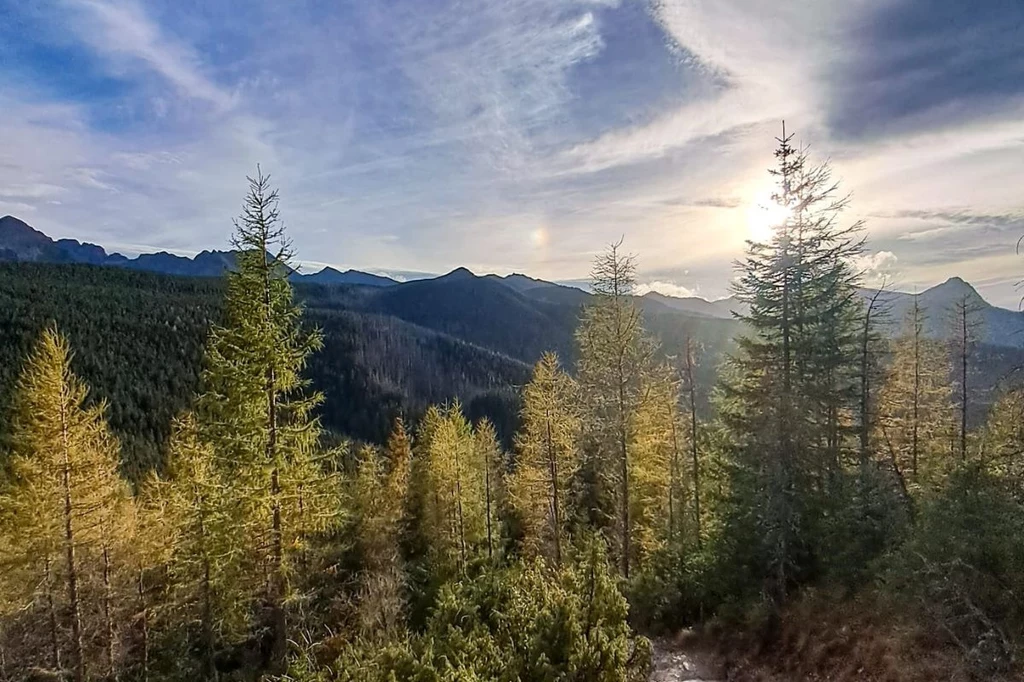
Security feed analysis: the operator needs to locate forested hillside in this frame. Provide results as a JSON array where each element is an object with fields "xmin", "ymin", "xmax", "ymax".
[
  {"xmin": 1, "ymin": 136, "xmax": 1022, "ymax": 682},
  {"xmin": 0, "ymin": 262, "xmax": 733, "ymax": 477}
]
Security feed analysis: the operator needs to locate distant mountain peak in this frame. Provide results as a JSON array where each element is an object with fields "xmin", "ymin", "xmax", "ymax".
[
  {"xmin": 0, "ymin": 215, "xmax": 36, "ymax": 231},
  {"xmin": 294, "ymin": 266, "xmax": 397, "ymax": 287},
  {"xmin": 937, "ymin": 276, "xmax": 971, "ymax": 289},
  {"xmin": 439, "ymin": 267, "xmax": 476, "ymax": 280},
  {"xmin": 0, "ymin": 214, "xmax": 51, "ymax": 243},
  {"xmin": 926, "ymin": 276, "xmax": 986, "ymax": 305}
]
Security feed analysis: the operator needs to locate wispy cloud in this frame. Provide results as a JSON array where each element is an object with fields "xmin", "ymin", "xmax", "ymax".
[
  {"xmin": 63, "ymin": 0, "xmax": 234, "ymax": 110},
  {"xmin": 0, "ymin": 0, "xmax": 1022, "ymax": 305}
]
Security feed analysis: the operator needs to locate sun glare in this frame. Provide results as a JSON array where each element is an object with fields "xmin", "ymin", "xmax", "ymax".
[{"xmin": 746, "ymin": 188, "xmax": 790, "ymax": 243}]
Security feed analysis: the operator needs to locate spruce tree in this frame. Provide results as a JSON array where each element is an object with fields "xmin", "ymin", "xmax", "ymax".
[{"xmin": 721, "ymin": 126, "xmax": 865, "ymax": 606}]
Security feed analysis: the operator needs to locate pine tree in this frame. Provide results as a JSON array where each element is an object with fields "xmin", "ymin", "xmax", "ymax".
[
  {"xmin": 0, "ymin": 327, "xmax": 129, "ymax": 682},
  {"xmin": 511, "ymin": 353, "xmax": 581, "ymax": 565},
  {"xmin": 576, "ymin": 242, "xmax": 659, "ymax": 578},
  {"xmin": 196, "ymin": 168, "xmax": 340, "ymax": 671}
]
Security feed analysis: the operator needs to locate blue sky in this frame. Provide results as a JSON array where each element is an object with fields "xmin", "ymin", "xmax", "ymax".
[{"xmin": 1, "ymin": 0, "xmax": 1022, "ymax": 304}]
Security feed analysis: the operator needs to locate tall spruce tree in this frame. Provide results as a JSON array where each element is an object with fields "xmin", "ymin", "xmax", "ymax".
[
  {"xmin": 196, "ymin": 168, "xmax": 339, "ymax": 672},
  {"xmin": 721, "ymin": 126, "xmax": 865, "ymax": 606}
]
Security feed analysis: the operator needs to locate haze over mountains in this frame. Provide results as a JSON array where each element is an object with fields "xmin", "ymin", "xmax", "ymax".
[{"xmin": 3, "ymin": 214, "xmax": 1023, "ymax": 348}]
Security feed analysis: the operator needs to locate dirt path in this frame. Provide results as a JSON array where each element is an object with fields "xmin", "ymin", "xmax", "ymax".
[{"xmin": 650, "ymin": 638, "xmax": 723, "ymax": 682}]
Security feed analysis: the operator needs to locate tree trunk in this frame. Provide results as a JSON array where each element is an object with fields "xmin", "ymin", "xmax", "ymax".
[
  {"xmin": 202, "ymin": 555, "xmax": 216, "ymax": 681},
  {"xmin": 544, "ymin": 412, "xmax": 562, "ymax": 567},
  {"xmin": 618, "ymin": 386, "xmax": 630, "ymax": 579},
  {"xmin": 484, "ymin": 458, "xmax": 494, "ymax": 560},
  {"xmin": 60, "ymin": 390, "xmax": 86, "ymax": 682},
  {"xmin": 269, "ymin": 466, "xmax": 286, "ymax": 673},
  {"xmin": 103, "ymin": 544, "xmax": 116, "ymax": 680},
  {"xmin": 44, "ymin": 555, "xmax": 62, "ymax": 672},
  {"xmin": 960, "ymin": 303, "xmax": 968, "ymax": 462},
  {"xmin": 912, "ymin": 298, "xmax": 921, "ymax": 480},
  {"xmin": 262, "ymin": 213, "xmax": 287, "ymax": 674},
  {"xmin": 454, "ymin": 446, "xmax": 467, "ymax": 572},
  {"xmin": 684, "ymin": 340, "xmax": 701, "ymax": 549},
  {"xmin": 138, "ymin": 570, "xmax": 149, "ymax": 682},
  {"xmin": 667, "ymin": 414, "xmax": 677, "ymax": 548},
  {"xmin": 196, "ymin": 493, "xmax": 216, "ymax": 681}
]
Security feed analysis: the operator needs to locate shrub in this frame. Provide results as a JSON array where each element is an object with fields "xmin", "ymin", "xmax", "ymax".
[{"xmin": 310, "ymin": 543, "xmax": 651, "ymax": 682}]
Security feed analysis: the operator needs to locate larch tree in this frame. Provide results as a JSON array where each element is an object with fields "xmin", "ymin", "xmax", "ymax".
[
  {"xmin": 511, "ymin": 352, "xmax": 581, "ymax": 566},
  {"xmin": 196, "ymin": 168, "xmax": 340, "ymax": 672},
  {"xmin": 949, "ymin": 292, "xmax": 984, "ymax": 462},
  {"xmin": 876, "ymin": 299, "xmax": 954, "ymax": 493},
  {"xmin": 576, "ymin": 241, "xmax": 659, "ymax": 579},
  {"xmin": 474, "ymin": 419, "xmax": 505, "ymax": 561},
  {"xmin": 383, "ymin": 417, "xmax": 413, "ymax": 529},
  {"xmin": 981, "ymin": 387, "xmax": 1024, "ymax": 488},
  {"xmin": 857, "ymin": 287, "xmax": 888, "ymax": 472},
  {"xmin": 416, "ymin": 403, "xmax": 485, "ymax": 575},
  {"xmin": 351, "ymin": 443, "xmax": 404, "ymax": 637},
  {"xmin": 127, "ymin": 474, "xmax": 176, "ymax": 682},
  {"xmin": 0, "ymin": 327, "xmax": 128, "ymax": 682},
  {"xmin": 629, "ymin": 363, "xmax": 680, "ymax": 564},
  {"xmin": 165, "ymin": 412, "xmax": 246, "ymax": 680}
]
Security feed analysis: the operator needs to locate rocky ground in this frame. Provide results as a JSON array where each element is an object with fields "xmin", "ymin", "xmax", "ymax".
[{"xmin": 650, "ymin": 637, "xmax": 723, "ymax": 682}]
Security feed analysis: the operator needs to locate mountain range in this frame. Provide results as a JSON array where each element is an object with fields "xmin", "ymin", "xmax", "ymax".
[{"xmin": 3, "ymin": 214, "xmax": 1024, "ymax": 348}]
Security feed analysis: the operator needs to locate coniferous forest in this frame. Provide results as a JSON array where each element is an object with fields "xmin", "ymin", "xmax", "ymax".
[{"xmin": 1, "ymin": 133, "xmax": 1023, "ymax": 682}]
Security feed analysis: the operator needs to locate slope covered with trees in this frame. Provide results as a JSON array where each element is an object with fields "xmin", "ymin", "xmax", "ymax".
[
  {"xmin": 0, "ymin": 265, "xmax": 733, "ymax": 477},
  {"xmin": 0, "ymin": 131, "xmax": 1022, "ymax": 682}
]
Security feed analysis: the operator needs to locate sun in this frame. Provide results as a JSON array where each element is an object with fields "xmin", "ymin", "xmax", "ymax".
[{"xmin": 745, "ymin": 187, "xmax": 791, "ymax": 243}]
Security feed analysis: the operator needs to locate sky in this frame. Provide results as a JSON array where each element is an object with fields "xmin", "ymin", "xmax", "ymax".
[{"xmin": 1, "ymin": 0, "xmax": 1023, "ymax": 305}]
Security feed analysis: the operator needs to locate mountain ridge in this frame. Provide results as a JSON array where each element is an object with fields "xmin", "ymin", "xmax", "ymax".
[{"xmin": 4, "ymin": 215, "xmax": 1023, "ymax": 347}]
